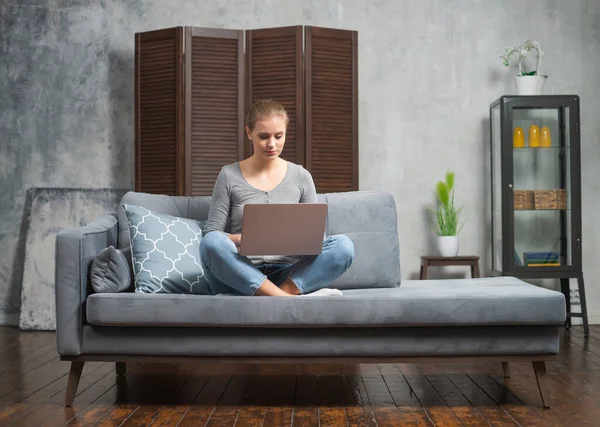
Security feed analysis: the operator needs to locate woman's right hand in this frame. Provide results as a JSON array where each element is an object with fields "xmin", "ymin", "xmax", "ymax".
[{"xmin": 228, "ymin": 233, "xmax": 242, "ymax": 247}]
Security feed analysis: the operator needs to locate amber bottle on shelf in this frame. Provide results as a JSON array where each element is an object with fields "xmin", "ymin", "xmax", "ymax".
[
  {"xmin": 541, "ymin": 126, "xmax": 552, "ymax": 147},
  {"xmin": 529, "ymin": 125, "xmax": 541, "ymax": 147},
  {"xmin": 513, "ymin": 127, "xmax": 525, "ymax": 148}
]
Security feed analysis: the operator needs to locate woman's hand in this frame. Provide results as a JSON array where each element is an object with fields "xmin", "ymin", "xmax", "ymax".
[{"xmin": 228, "ymin": 233, "xmax": 242, "ymax": 247}]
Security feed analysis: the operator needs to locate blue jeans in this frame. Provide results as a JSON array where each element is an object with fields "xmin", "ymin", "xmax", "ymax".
[{"xmin": 200, "ymin": 231, "xmax": 355, "ymax": 296}]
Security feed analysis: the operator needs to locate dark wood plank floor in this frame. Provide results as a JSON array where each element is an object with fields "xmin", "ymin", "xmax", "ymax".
[{"xmin": 1, "ymin": 325, "xmax": 599, "ymax": 426}]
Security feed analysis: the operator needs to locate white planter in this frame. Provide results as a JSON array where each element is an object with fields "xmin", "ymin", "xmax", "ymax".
[
  {"xmin": 438, "ymin": 236, "xmax": 459, "ymax": 257},
  {"xmin": 514, "ymin": 75, "xmax": 547, "ymax": 95}
]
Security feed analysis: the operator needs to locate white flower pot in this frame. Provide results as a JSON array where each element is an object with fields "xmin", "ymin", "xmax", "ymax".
[
  {"xmin": 438, "ymin": 236, "xmax": 459, "ymax": 257},
  {"xmin": 514, "ymin": 75, "xmax": 547, "ymax": 95}
]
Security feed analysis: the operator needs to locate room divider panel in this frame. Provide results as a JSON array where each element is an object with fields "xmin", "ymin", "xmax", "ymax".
[{"xmin": 134, "ymin": 25, "xmax": 358, "ymax": 196}]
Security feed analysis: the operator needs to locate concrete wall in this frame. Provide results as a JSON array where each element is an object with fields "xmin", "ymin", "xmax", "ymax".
[{"xmin": 1, "ymin": 0, "xmax": 599, "ymax": 325}]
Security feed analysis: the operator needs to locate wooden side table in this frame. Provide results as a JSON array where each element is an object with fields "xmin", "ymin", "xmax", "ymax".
[{"xmin": 420, "ymin": 256, "xmax": 481, "ymax": 279}]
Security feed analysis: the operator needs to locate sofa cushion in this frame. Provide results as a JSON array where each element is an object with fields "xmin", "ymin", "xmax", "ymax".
[
  {"xmin": 122, "ymin": 204, "xmax": 211, "ymax": 294},
  {"xmin": 320, "ymin": 191, "xmax": 401, "ymax": 289},
  {"xmin": 86, "ymin": 276, "xmax": 565, "ymax": 327},
  {"xmin": 90, "ymin": 246, "xmax": 132, "ymax": 293}
]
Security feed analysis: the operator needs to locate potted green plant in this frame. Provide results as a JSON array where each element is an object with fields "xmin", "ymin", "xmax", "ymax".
[
  {"xmin": 433, "ymin": 171, "xmax": 463, "ymax": 257},
  {"xmin": 500, "ymin": 40, "xmax": 547, "ymax": 95}
]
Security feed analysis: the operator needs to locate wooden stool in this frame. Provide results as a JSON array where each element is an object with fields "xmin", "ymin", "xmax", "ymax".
[{"xmin": 420, "ymin": 256, "xmax": 481, "ymax": 280}]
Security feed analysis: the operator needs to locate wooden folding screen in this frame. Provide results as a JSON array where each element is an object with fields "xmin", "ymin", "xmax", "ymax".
[{"xmin": 135, "ymin": 25, "xmax": 358, "ymax": 196}]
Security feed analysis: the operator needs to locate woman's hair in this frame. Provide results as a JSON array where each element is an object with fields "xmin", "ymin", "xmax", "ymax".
[{"xmin": 246, "ymin": 100, "xmax": 289, "ymax": 131}]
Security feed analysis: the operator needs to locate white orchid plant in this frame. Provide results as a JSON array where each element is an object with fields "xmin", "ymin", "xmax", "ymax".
[{"xmin": 500, "ymin": 40, "xmax": 545, "ymax": 76}]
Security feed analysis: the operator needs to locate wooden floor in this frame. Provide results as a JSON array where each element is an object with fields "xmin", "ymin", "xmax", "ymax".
[{"xmin": 0, "ymin": 327, "xmax": 599, "ymax": 426}]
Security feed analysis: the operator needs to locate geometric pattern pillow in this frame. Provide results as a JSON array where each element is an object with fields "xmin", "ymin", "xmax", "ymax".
[{"xmin": 121, "ymin": 204, "xmax": 211, "ymax": 294}]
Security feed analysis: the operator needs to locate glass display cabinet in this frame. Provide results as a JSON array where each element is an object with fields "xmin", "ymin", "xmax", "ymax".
[{"xmin": 489, "ymin": 95, "xmax": 588, "ymax": 336}]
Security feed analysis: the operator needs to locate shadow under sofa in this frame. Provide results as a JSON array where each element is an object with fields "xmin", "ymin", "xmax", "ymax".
[{"xmin": 55, "ymin": 190, "xmax": 566, "ymax": 408}]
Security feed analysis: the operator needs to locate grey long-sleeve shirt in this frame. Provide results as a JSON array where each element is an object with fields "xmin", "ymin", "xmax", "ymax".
[{"xmin": 205, "ymin": 161, "xmax": 318, "ymax": 264}]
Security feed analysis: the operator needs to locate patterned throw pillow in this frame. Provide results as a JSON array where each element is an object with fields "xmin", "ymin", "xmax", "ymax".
[{"xmin": 121, "ymin": 204, "xmax": 211, "ymax": 294}]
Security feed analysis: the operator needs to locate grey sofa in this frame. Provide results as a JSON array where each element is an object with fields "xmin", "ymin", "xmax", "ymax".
[{"xmin": 55, "ymin": 190, "xmax": 565, "ymax": 407}]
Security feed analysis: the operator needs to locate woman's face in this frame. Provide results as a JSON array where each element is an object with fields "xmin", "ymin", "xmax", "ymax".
[{"xmin": 246, "ymin": 114, "xmax": 287, "ymax": 161}]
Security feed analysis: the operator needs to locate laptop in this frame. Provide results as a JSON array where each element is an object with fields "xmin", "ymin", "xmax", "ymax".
[{"xmin": 238, "ymin": 203, "xmax": 328, "ymax": 256}]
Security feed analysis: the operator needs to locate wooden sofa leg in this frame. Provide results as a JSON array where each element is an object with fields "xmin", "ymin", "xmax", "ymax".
[
  {"xmin": 65, "ymin": 361, "xmax": 84, "ymax": 407},
  {"xmin": 116, "ymin": 362, "xmax": 126, "ymax": 376},
  {"xmin": 532, "ymin": 361, "xmax": 551, "ymax": 409},
  {"xmin": 502, "ymin": 362, "xmax": 511, "ymax": 378}
]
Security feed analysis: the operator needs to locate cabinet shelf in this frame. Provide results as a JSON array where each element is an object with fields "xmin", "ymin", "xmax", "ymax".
[
  {"xmin": 513, "ymin": 147, "xmax": 569, "ymax": 151},
  {"xmin": 514, "ymin": 208, "xmax": 570, "ymax": 211}
]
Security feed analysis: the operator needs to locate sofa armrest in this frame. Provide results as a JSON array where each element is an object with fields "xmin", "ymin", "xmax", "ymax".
[{"xmin": 55, "ymin": 214, "xmax": 118, "ymax": 356}]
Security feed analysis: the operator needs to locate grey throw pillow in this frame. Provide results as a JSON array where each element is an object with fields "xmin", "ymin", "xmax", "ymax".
[
  {"xmin": 122, "ymin": 204, "xmax": 211, "ymax": 294},
  {"xmin": 90, "ymin": 246, "xmax": 132, "ymax": 293}
]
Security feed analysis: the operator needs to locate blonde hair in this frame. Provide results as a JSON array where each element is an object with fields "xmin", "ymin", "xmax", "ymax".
[{"xmin": 246, "ymin": 100, "xmax": 289, "ymax": 131}]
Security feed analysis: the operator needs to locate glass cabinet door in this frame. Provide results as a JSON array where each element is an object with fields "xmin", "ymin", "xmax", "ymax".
[{"xmin": 511, "ymin": 106, "xmax": 571, "ymax": 270}]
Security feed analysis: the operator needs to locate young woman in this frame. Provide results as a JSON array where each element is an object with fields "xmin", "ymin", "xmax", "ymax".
[{"xmin": 200, "ymin": 100, "xmax": 355, "ymax": 297}]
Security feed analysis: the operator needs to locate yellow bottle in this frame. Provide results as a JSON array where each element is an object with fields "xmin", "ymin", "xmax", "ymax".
[
  {"xmin": 513, "ymin": 127, "xmax": 525, "ymax": 148},
  {"xmin": 541, "ymin": 126, "xmax": 552, "ymax": 147},
  {"xmin": 529, "ymin": 125, "xmax": 540, "ymax": 148}
]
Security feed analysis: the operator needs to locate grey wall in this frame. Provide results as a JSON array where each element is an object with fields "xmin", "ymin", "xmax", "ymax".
[{"xmin": 1, "ymin": 0, "xmax": 600, "ymax": 324}]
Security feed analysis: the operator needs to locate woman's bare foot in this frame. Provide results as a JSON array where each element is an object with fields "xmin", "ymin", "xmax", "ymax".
[
  {"xmin": 255, "ymin": 278, "xmax": 296, "ymax": 296},
  {"xmin": 279, "ymin": 277, "xmax": 301, "ymax": 295}
]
